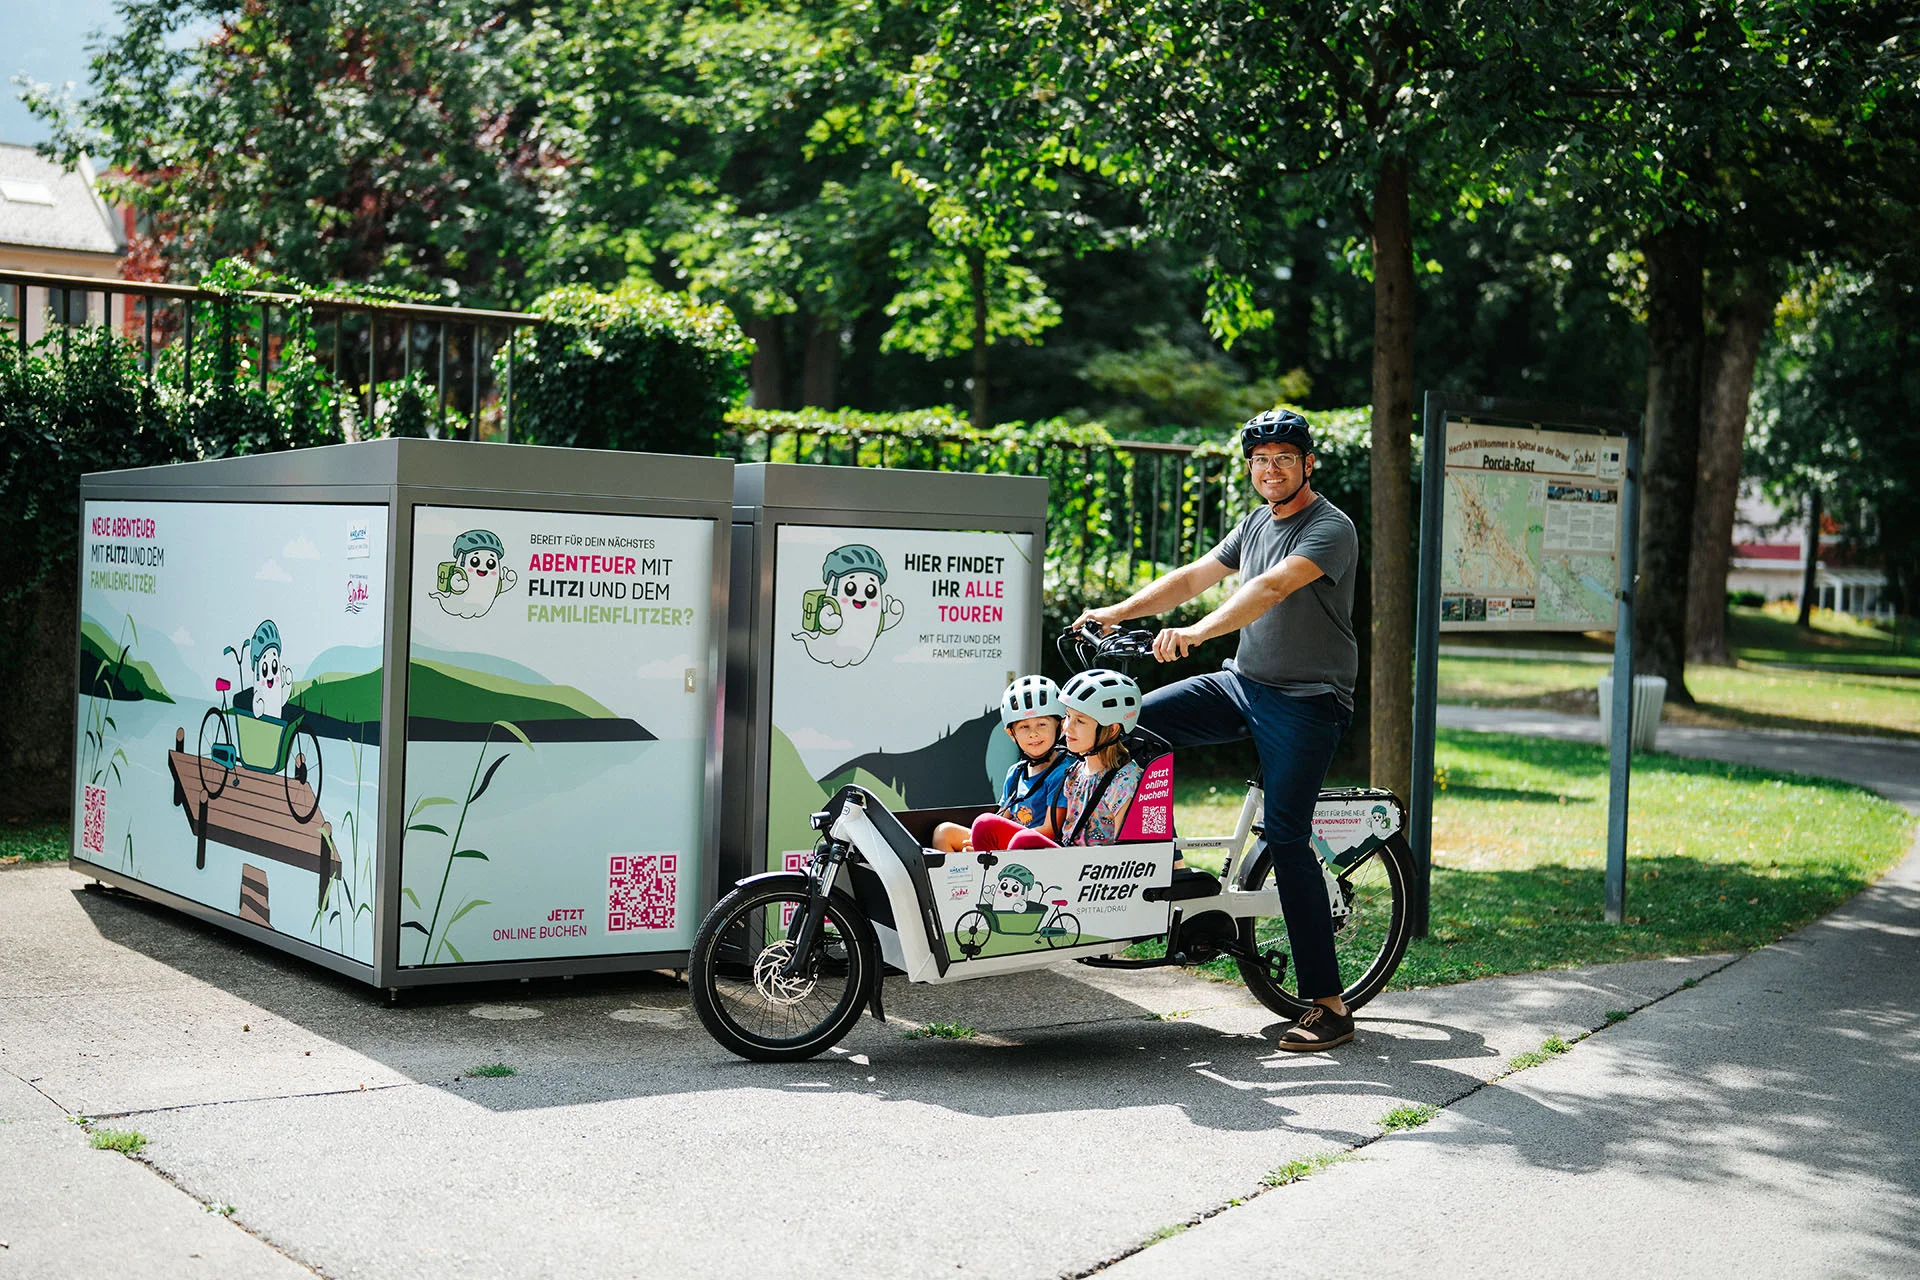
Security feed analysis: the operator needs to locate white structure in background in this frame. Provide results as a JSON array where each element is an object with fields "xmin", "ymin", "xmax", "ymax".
[
  {"xmin": 1727, "ymin": 482, "xmax": 1892, "ymax": 617},
  {"xmin": 0, "ymin": 142, "xmax": 128, "ymax": 340}
]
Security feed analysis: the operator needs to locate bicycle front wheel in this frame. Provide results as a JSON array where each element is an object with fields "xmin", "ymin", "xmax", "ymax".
[
  {"xmin": 1234, "ymin": 836, "xmax": 1412, "ymax": 1018},
  {"xmin": 285, "ymin": 727, "xmax": 323, "ymax": 824},
  {"xmin": 689, "ymin": 877, "xmax": 874, "ymax": 1062}
]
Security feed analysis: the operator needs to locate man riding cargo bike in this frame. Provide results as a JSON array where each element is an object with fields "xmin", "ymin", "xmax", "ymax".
[{"xmin": 688, "ymin": 409, "xmax": 1411, "ymax": 1061}]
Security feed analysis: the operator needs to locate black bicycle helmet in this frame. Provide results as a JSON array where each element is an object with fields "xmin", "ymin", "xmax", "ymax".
[{"xmin": 1240, "ymin": 408, "xmax": 1314, "ymax": 458}]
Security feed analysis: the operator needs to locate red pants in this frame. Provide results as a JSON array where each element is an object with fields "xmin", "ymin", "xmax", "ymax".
[{"xmin": 970, "ymin": 813, "xmax": 1059, "ymax": 851}]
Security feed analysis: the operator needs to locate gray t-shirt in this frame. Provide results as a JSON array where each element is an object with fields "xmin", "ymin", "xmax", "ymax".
[{"xmin": 1210, "ymin": 495, "xmax": 1359, "ymax": 706}]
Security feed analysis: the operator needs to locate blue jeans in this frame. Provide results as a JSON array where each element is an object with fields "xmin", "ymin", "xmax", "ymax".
[{"xmin": 1140, "ymin": 668, "xmax": 1351, "ymax": 999}]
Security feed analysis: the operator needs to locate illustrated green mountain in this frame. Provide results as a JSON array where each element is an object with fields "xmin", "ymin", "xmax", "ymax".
[
  {"xmin": 766, "ymin": 726, "xmax": 915, "ymax": 872},
  {"xmin": 407, "ymin": 658, "xmax": 620, "ymax": 723},
  {"xmin": 816, "ymin": 766, "xmax": 909, "ymax": 813},
  {"xmin": 289, "ymin": 668, "xmax": 381, "ymax": 722},
  {"xmin": 404, "ymin": 659, "xmax": 651, "ymax": 741},
  {"xmin": 766, "ymin": 724, "xmax": 831, "ymax": 868},
  {"xmin": 79, "ymin": 620, "xmax": 174, "ymax": 704},
  {"xmin": 816, "ymin": 709, "xmax": 1001, "ymax": 811}
]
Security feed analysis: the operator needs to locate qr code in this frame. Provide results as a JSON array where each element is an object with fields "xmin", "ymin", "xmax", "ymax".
[
  {"xmin": 1137, "ymin": 806, "xmax": 1168, "ymax": 837},
  {"xmin": 781, "ymin": 852, "xmax": 811, "ymax": 926},
  {"xmin": 82, "ymin": 785, "xmax": 107, "ymax": 856},
  {"xmin": 608, "ymin": 853, "xmax": 677, "ymax": 932}
]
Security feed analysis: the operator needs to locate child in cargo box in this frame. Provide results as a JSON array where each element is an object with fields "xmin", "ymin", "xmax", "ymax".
[
  {"xmin": 967, "ymin": 669, "xmax": 1146, "ymax": 852},
  {"xmin": 932, "ymin": 676, "xmax": 1071, "ymax": 854}
]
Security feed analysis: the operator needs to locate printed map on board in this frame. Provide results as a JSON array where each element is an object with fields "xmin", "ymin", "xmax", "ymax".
[
  {"xmin": 1442, "ymin": 472, "xmax": 1542, "ymax": 596},
  {"xmin": 1537, "ymin": 553, "xmax": 1616, "ymax": 625},
  {"xmin": 1439, "ymin": 421, "xmax": 1627, "ymax": 631}
]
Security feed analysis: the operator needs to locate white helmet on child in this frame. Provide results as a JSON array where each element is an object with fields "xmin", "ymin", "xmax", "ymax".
[
  {"xmin": 1000, "ymin": 675, "xmax": 1064, "ymax": 726},
  {"xmin": 1058, "ymin": 668, "xmax": 1141, "ymax": 733}
]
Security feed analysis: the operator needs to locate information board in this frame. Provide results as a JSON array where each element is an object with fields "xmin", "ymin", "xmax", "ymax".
[
  {"xmin": 75, "ymin": 499, "xmax": 389, "ymax": 964},
  {"xmin": 1440, "ymin": 420, "xmax": 1628, "ymax": 631},
  {"xmin": 401, "ymin": 505, "xmax": 716, "ymax": 966},
  {"xmin": 765, "ymin": 524, "xmax": 1037, "ymax": 872}
]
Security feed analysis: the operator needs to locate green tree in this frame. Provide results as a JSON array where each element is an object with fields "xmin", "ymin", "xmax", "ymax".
[
  {"xmin": 911, "ymin": 0, "xmax": 1578, "ymax": 794},
  {"xmin": 1539, "ymin": 0, "xmax": 1918, "ymax": 691},
  {"xmin": 1749, "ymin": 267, "xmax": 1920, "ymax": 616},
  {"xmin": 29, "ymin": 0, "xmax": 550, "ymax": 302}
]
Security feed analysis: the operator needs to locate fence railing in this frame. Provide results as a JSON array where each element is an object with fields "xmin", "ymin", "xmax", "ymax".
[
  {"xmin": 4, "ymin": 266, "xmax": 1264, "ymax": 603},
  {"xmin": 0, "ymin": 268, "xmax": 539, "ymax": 439},
  {"xmin": 730, "ymin": 421, "xmax": 1262, "ymax": 603}
]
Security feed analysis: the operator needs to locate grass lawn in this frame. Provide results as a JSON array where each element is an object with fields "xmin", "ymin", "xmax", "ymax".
[
  {"xmin": 1438, "ymin": 656, "xmax": 1920, "ymax": 740},
  {"xmin": 1173, "ymin": 729, "xmax": 1913, "ymax": 992},
  {"xmin": 1728, "ymin": 604, "xmax": 1920, "ymax": 673},
  {"xmin": 0, "ymin": 819, "xmax": 67, "ymax": 865}
]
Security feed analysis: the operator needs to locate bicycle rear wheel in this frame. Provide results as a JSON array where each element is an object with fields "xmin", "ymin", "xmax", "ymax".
[
  {"xmin": 1234, "ymin": 835, "xmax": 1412, "ymax": 1018},
  {"xmin": 196, "ymin": 709, "xmax": 234, "ymax": 800},
  {"xmin": 689, "ymin": 876, "xmax": 874, "ymax": 1062}
]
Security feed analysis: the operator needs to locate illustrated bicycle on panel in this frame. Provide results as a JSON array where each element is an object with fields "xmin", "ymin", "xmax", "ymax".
[
  {"xmin": 689, "ymin": 623, "xmax": 1414, "ymax": 1062},
  {"xmin": 194, "ymin": 619, "xmax": 324, "ymax": 824}
]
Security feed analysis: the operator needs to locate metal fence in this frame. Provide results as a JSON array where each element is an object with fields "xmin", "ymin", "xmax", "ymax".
[
  {"xmin": 3, "ymin": 266, "xmax": 1262, "ymax": 601},
  {"xmin": 731, "ymin": 421, "xmax": 1262, "ymax": 603},
  {"xmin": 0, "ymin": 268, "xmax": 539, "ymax": 439}
]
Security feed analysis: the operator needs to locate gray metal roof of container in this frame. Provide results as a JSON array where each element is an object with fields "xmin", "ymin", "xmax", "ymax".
[{"xmin": 0, "ymin": 143, "xmax": 123, "ymax": 256}]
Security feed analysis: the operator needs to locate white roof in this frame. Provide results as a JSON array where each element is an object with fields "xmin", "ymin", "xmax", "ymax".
[{"xmin": 0, "ymin": 143, "xmax": 122, "ymax": 256}]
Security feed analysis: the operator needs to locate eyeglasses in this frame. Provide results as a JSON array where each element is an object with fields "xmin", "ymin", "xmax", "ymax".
[{"xmin": 1248, "ymin": 453, "xmax": 1304, "ymax": 472}]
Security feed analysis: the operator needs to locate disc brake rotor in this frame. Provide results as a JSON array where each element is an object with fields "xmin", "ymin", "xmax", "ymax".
[{"xmin": 752, "ymin": 939, "xmax": 818, "ymax": 1006}]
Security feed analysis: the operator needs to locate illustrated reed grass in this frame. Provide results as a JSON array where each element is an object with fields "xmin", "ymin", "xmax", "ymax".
[{"xmin": 403, "ymin": 719, "xmax": 529, "ymax": 964}]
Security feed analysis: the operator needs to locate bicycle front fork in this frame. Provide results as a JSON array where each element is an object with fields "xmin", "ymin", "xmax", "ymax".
[{"xmin": 781, "ymin": 837, "xmax": 846, "ymax": 979}]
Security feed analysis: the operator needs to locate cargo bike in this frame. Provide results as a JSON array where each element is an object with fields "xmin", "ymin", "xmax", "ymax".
[{"xmin": 689, "ymin": 626, "xmax": 1415, "ymax": 1061}]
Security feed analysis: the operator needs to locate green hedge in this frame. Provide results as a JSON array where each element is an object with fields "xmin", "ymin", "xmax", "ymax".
[
  {"xmin": 512, "ymin": 282, "xmax": 751, "ymax": 458},
  {"xmin": 0, "ymin": 268, "xmax": 751, "ymax": 818}
]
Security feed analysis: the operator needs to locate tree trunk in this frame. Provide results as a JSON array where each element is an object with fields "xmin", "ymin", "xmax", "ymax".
[
  {"xmin": 747, "ymin": 316, "xmax": 785, "ymax": 411},
  {"xmin": 800, "ymin": 317, "xmax": 840, "ymax": 408},
  {"xmin": 1797, "ymin": 487, "xmax": 1821, "ymax": 627},
  {"xmin": 1635, "ymin": 223, "xmax": 1707, "ymax": 703},
  {"xmin": 1685, "ymin": 272, "xmax": 1775, "ymax": 665},
  {"xmin": 968, "ymin": 247, "xmax": 989, "ymax": 430},
  {"xmin": 1368, "ymin": 158, "xmax": 1414, "ymax": 802}
]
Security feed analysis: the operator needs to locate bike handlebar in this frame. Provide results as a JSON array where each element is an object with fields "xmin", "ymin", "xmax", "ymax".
[{"xmin": 1056, "ymin": 621, "xmax": 1157, "ymax": 674}]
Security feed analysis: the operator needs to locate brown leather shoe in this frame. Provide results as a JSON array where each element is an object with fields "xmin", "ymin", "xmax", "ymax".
[{"xmin": 1276, "ymin": 1003, "xmax": 1354, "ymax": 1051}]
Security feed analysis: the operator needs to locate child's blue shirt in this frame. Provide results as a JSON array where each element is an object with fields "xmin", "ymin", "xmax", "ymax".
[{"xmin": 998, "ymin": 751, "xmax": 1071, "ymax": 830}]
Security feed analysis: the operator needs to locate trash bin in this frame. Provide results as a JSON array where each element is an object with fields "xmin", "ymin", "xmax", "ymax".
[
  {"xmin": 1597, "ymin": 674, "xmax": 1668, "ymax": 753},
  {"xmin": 721, "ymin": 463, "xmax": 1049, "ymax": 889},
  {"xmin": 72, "ymin": 439, "xmax": 731, "ymax": 991}
]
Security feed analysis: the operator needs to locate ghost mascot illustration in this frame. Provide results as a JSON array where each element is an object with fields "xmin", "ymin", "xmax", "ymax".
[
  {"xmin": 792, "ymin": 543, "xmax": 903, "ymax": 668},
  {"xmin": 990, "ymin": 864, "xmax": 1037, "ymax": 917},
  {"xmin": 249, "ymin": 619, "xmax": 289, "ymax": 721},
  {"xmin": 431, "ymin": 528, "xmax": 517, "ymax": 619}
]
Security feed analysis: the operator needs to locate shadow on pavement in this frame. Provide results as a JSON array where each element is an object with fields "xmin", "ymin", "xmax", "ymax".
[{"xmin": 46, "ymin": 872, "xmax": 1519, "ymax": 1139}]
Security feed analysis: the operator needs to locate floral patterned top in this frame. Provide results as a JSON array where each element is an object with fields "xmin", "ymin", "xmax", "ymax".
[{"xmin": 1057, "ymin": 757, "xmax": 1144, "ymax": 846}]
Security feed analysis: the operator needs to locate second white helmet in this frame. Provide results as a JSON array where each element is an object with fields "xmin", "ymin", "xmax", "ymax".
[
  {"xmin": 1001, "ymin": 674, "xmax": 1064, "ymax": 726},
  {"xmin": 1058, "ymin": 668, "xmax": 1142, "ymax": 733}
]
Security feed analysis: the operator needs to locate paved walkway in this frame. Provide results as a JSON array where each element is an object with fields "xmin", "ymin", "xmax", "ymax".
[
  {"xmin": 1102, "ymin": 706, "xmax": 1919, "ymax": 1279},
  {"xmin": 0, "ymin": 708, "xmax": 1912, "ymax": 1278}
]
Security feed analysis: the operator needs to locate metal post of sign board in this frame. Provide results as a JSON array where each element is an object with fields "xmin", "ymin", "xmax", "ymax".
[
  {"xmin": 1409, "ymin": 392, "xmax": 1448, "ymax": 938},
  {"xmin": 1410, "ymin": 395, "xmax": 1643, "ymax": 938},
  {"xmin": 1604, "ymin": 429, "xmax": 1643, "ymax": 923}
]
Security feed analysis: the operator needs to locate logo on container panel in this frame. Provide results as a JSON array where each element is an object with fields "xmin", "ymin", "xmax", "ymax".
[
  {"xmin": 345, "ymin": 574, "xmax": 370, "ymax": 614},
  {"xmin": 346, "ymin": 520, "xmax": 371, "ymax": 560}
]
